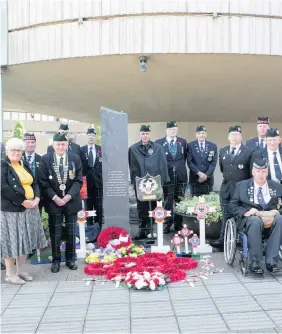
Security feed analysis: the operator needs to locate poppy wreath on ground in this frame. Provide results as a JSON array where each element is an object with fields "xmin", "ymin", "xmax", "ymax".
[
  {"xmin": 84, "ymin": 262, "xmax": 114, "ymax": 276},
  {"xmin": 166, "ymin": 268, "xmax": 187, "ymax": 283},
  {"xmin": 168, "ymin": 257, "xmax": 198, "ymax": 271},
  {"xmin": 97, "ymin": 227, "xmax": 132, "ymax": 249}
]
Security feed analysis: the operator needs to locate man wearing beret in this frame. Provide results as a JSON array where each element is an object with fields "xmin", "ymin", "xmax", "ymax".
[
  {"xmin": 155, "ymin": 121, "xmax": 188, "ymax": 233},
  {"xmin": 23, "ymin": 133, "xmax": 42, "ymax": 180},
  {"xmin": 39, "ymin": 133, "xmax": 83, "ymax": 273},
  {"xmin": 80, "ymin": 127, "xmax": 103, "ymax": 227},
  {"xmin": 245, "ymin": 117, "xmax": 270, "ymax": 152},
  {"xmin": 129, "ymin": 125, "xmax": 170, "ymax": 239},
  {"xmin": 251, "ymin": 128, "xmax": 282, "ymax": 184},
  {"xmin": 187, "ymin": 126, "xmax": 218, "ymax": 197},
  {"xmin": 229, "ymin": 159, "xmax": 282, "ymax": 274},
  {"xmin": 47, "ymin": 123, "xmax": 81, "ymax": 157},
  {"xmin": 210, "ymin": 125, "xmax": 252, "ymax": 249}
]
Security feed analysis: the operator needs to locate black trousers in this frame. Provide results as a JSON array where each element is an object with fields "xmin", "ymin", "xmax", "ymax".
[
  {"xmin": 48, "ymin": 213, "xmax": 76, "ymax": 263},
  {"xmin": 220, "ymin": 197, "xmax": 233, "ymax": 223},
  {"xmin": 86, "ymin": 188, "xmax": 103, "ymax": 226},
  {"xmin": 191, "ymin": 181, "xmax": 213, "ymax": 197},
  {"xmin": 163, "ymin": 173, "xmax": 185, "ymax": 227}
]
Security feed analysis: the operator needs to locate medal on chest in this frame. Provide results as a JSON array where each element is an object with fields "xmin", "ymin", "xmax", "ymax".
[{"xmin": 53, "ymin": 153, "xmax": 68, "ymax": 196}]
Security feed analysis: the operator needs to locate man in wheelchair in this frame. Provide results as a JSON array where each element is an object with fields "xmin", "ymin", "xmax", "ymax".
[{"xmin": 229, "ymin": 159, "xmax": 282, "ymax": 275}]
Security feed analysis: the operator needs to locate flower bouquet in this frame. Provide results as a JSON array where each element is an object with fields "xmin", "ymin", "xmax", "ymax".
[
  {"xmin": 85, "ymin": 246, "xmax": 121, "ymax": 264},
  {"xmin": 118, "ymin": 244, "xmax": 146, "ymax": 257},
  {"xmin": 124, "ymin": 271, "xmax": 166, "ymax": 291}
]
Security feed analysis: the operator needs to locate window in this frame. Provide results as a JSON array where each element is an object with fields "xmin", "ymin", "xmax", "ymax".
[
  {"xmin": 11, "ymin": 112, "xmax": 18, "ymax": 120},
  {"xmin": 3, "ymin": 112, "xmax": 10, "ymax": 120},
  {"xmin": 33, "ymin": 113, "xmax": 41, "ymax": 121},
  {"xmin": 41, "ymin": 115, "xmax": 48, "ymax": 121},
  {"xmin": 19, "ymin": 113, "xmax": 26, "ymax": 120},
  {"xmin": 48, "ymin": 116, "xmax": 54, "ymax": 121},
  {"xmin": 27, "ymin": 113, "xmax": 34, "ymax": 121}
]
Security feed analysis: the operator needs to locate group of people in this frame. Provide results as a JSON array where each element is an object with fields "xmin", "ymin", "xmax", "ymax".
[{"xmin": 1, "ymin": 116, "xmax": 282, "ymax": 284}]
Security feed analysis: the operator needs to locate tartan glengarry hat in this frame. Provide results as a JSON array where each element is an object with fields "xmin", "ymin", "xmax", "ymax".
[
  {"xmin": 87, "ymin": 127, "xmax": 96, "ymax": 135},
  {"xmin": 229, "ymin": 125, "xmax": 242, "ymax": 133},
  {"xmin": 196, "ymin": 125, "xmax": 206, "ymax": 132},
  {"xmin": 257, "ymin": 117, "xmax": 270, "ymax": 125},
  {"xmin": 252, "ymin": 158, "xmax": 269, "ymax": 169},
  {"xmin": 167, "ymin": 121, "xmax": 177, "ymax": 128},
  {"xmin": 140, "ymin": 125, "xmax": 151, "ymax": 132},
  {"xmin": 59, "ymin": 123, "xmax": 69, "ymax": 131},
  {"xmin": 53, "ymin": 132, "xmax": 68, "ymax": 142},
  {"xmin": 266, "ymin": 128, "xmax": 280, "ymax": 137},
  {"xmin": 23, "ymin": 132, "xmax": 36, "ymax": 141}
]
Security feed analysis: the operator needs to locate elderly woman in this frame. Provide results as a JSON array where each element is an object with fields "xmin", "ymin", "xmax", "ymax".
[{"xmin": 1, "ymin": 138, "xmax": 47, "ymax": 285}]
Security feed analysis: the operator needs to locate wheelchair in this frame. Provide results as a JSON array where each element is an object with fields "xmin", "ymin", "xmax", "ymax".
[{"xmin": 224, "ymin": 217, "xmax": 282, "ymax": 276}]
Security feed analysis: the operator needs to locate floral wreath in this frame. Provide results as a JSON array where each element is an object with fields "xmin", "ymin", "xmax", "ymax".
[{"xmin": 97, "ymin": 227, "xmax": 131, "ymax": 249}]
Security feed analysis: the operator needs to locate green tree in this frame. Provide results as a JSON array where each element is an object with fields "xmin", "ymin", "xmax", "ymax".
[{"xmin": 12, "ymin": 121, "xmax": 25, "ymax": 139}]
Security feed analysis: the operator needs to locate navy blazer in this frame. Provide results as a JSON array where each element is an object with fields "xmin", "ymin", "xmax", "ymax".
[
  {"xmin": 155, "ymin": 137, "xmax": 187, "ymax": 182},
  {"xmin": 1, "ymin": 157, "xmax": 40, "ymax": 212},
  {"xmin": 187, "ymin": 140, "xmax": 217, "ymax": 184}
]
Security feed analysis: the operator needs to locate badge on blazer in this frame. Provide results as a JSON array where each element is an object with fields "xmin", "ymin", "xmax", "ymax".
[
  {"xmin": 49, "ymin": 175, "xmax": 53, "ymax": 180},
  {"xmin": 69, "ymin": 170, "xmax": 74, "ymax": 180},
  {"xmin": 99, "ymin": 157, "xmax": 102, "ymax": 162},
  {"xmin": 208, "ymin": 157, "xmax": 212, "ymax": 162},
  {"xmin": 165, "ymin": 152, "xmax": 168, "ymax": 155},
  {"xmin": 148, "ymin": 148, "xmax": 153, "ymax": 155},
  {"xmin": 238, "ymin": 164, "xmax": 244, "ymax": 169}
]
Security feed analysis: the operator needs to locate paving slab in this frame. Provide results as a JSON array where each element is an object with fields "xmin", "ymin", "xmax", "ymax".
[
  {"xmin": 132, "ymin": 316, "xmax": 179, "ymax": 333},
  {"xmin": 86, "ymin": 303, "xmax": 129, "ymax": 320},
  {"xmin": 40, "ymin": 305, "xmax": 88, "ymax": 323},
  {"xmin": 8, "ymin": 293, "xmax": 52, "ymax": 309},
  {"xmin": 55, "ymin": 281, "xmax": 92, "ymax": 293},
  {"xmin": 36, "ymin": 322, "xmax": 84, "ymax": 333},
  {"xmin": 236, "ymin": 272, "xmax": 276, "ymax": 284},
  {"xmin": 18, "ymin": 282, "xmax": 58, "ymax": 294},
  {"xmin": 213, "ymin": 295, "xmax": 262, "ymax": 314},
  {"xmin": 90, "ymin": 288, "xmax": 129, "ymax": 304},
  {"xmin": 203, "ymin": 273, "xmax": 241, "ymax": 285},
  {"xmin": 49, "ymin": 292, "xmax": 91, "ymax": 306},
  {"xmin": 168, "ymin": 285, "xmax": 211, "ymax": 300},
  {"xmin": 1, "ymin": 294, "xmax": 15, "ymax": 312},
  {"xmin": 131, "ymin": 301, "xmax": 174, "ymax": 318},
  {"xmin": 206, "ymin": 283, "xmax": 250, "ymax": 298},
  {"xmin": 1, "ymin": 323, "xmax": 39, "ymax": 333},
  {"xmin": 267, "ymin": 310, "xmax": 282, "ymax": 327},
  {"xmin": 244, "ymin": 282, "xmax": 282, "ymax": 295},
  {"xmin": 167, "ymin": 280, "xmax": 204, "ymax": 288},
  {"xmin": 177, "ymin": 314, "xmax": 228, "ymax": 333},
  {"xmin": 1, "ymin": 307, "xmax": 46, "ymax": 324},
  {"xmin": 84, "ymin": 318, "xmax": 130, "ymax": 333},
  {"xmin": 253, "ymin": 294, "xmax": 282, "ymax": 311},
  {"xmin": 1, "ymin": 284, "xmax": 21, "ymax": 295},
  {"xmin": 130, "ymin": 289, "xmax": 170, "ymax": 303},
  {"xmin": 222, "ymin": 311, "xmax": 276, "ymax": 331},
  {"xmin": 171, "ymin": 298, "xmax": 218, "ymax": 317}
]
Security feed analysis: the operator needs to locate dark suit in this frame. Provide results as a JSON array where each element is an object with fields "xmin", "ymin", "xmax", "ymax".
[
  {"xmin": 229, "ymin": 179, "xmax": 282, "ymax": 264},
  {"xmin": 39, "ymin": 152, "xmax": 83, "ymax": 263},
  {"xmin": 47, "ymin": 142, "xmax": 81, "ymax": 157},
  {"xmin": 1, "ymin": 158, "xmax": 40, "ymax": 212},
  {"xmin": 155, "ymin": 137, "xmax": 187, "ymax": 229},
  {"xmin": 245, "ymin": 137, "xmax": 264, "ymax": 152},
  {"xmin": 219, "ymin": 144, "xmax": 252, "ymax": 221},
  {"xmin": 80, "ymin": 145, "xmax": 103, "ymax": 225},
  {"xmin": 251, "ymin": 147, "xmax": 282, "ymax": 184},
  {"xmin": 187, "ymin": 140, "xmax": 218, "ymax": 196}
]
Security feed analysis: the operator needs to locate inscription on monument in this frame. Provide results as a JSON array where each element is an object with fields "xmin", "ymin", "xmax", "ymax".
[{"xmin": 105, "ymin": 170, "xmax": 128, "ymax": 197}]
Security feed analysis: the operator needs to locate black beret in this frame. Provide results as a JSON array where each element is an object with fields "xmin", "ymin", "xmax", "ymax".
[
  {"xmin": 229, "ymin": 125, "xmax": 242, "ymax": 133},
  {"xmin": 196, "ymin": 125, "xmax": 206, "ymax": 132},
  {"xmin": 59, "ymin": 123, "xmax": 69, "ymax": 131},
  {"xmin": 87, "ymin": 128, "xmax": 96, "ymax": 135},
  {"xmin": 257, "ymin": 117, "xmax": 270, "ymax": 125},
  {"xmin": 53, "ymin": 132, "xmax": 68, "ymax": 142},
  {"xmin": 266, "ymin": 128, "xmax": 280, "ymax": 137},
  {"xmin": 24, "ymin": 132, "xmax": 36, "ymax": 141},
  {"xmin": 167, "ymin": 121, "xmax": 177, "ymax": 128},
  {"xmin": 140, "ymin": 125, "xmax": 151, "ymax": 132},
  {"xmin": 253, "ymin": 158, "xmax": 269, "ymax": 169}
]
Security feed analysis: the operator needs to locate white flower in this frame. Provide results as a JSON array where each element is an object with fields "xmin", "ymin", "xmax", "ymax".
[
  {"xmin": 143, "ymin": 271, "xmax": 151, "ymax": 280},
  {"xmin": 149, "ymin": 281, "xmax": 156, "ymax": 291},
  {"xmin": 135, "ymin": 279, "xmax": 145, "ymax": 290}
]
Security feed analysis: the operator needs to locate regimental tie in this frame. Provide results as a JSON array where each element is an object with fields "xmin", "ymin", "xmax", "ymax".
[
  {"xmin": 27, "ymin": 155, "xmax": 32, "ymax": 163},
  {"xmin": 68, "ymin": 145, "xmax": 72, "ymax": 152},
  {"xmin": 273, "ymin": 152, "xmax": 282, "ymax": 181},
  {"xmin": 200, "ymin": 143, "xmax": 204, "ymax": 157},
  {"xmin": 88, "ymin": 147, "xmax": 94, "ymax": 167},
  {"xmin": 170, "ymin": 140, "xmax": 176, "ymax": 158},
  {"xmin": 259, "ymin": 139, "xmax": 264, "ymax": 149},
  {"xmin": 257, "ymin": 187, "xmax": 267, "ymax": 209},
  {"xmin": 59, "ymin": 157, "xmax": 64, "ymax": 179},
  {"xmin": 230, "ymin": 147, "xmax": 236, "ymax": 162}
]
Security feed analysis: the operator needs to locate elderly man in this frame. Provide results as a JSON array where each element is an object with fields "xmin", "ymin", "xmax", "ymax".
[
  {"xmin": 251, "ymin": 128, "xmax": 282, "ymax": 184},
  {"xmin": 39, "ymin": 133, "xmax": 82, "ymax": 273},
  {"xmin": 210, "ymin": 125, "xmax": 252, "ymax": 249},
  {"xmin": 23, "ymin": 133, "xmax": 41, "ymax": 179},
  {"xmin": 155, "ymin": 121, "xmax": 187, "ymax": 233},
  {"xmin": 187, "ymin": 125, "xmax": 218, "ymax": 197},
  {"xmin": 229, "ymin": 159, "xmax": 282, "ymax": 274},
  {"xmin": 129, "ymin": 125, "xmax": 170, "ymax": 239},
  {"xmin": 246, "ymin": 117, "xmax": 270, "ymax": 152}
]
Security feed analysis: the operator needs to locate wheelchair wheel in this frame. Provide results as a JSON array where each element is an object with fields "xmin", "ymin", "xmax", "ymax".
[
  {"xmin": 224, "ymin": 218, "xmax": 237, "ymax": 265},
  {"xmin": 279, "ymin": 245, "xmax": 282, "ymax": 261}
]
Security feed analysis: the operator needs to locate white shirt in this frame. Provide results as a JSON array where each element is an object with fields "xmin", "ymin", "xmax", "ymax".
[
  {"xmin": 254, "ymin": 181, "xmax": 271, "ymax": 205},
  {"xmin": 25, "ymin": 152, "xmax": 35, "ymax": 164},
  {"xmin": 198, "ymin": 140, "xmax": 206, "ymax": 151},
  {"xmin": 55, "ymin": 153, "xmax": 67, "ymax": 166},
  {"xmin": 166, "ymin": 136, "xmax": 177, "ymax": 145},
  {"xmin": 267, "ymin": 148, "xmax": 282, "ymax": 183},
  {"xmin": 88, "ymin": 145, "xmax": 96, "ymax": 159},
  {"xmin": 229, "ymin": 144, "xmax": 241, "ymax": 156}
]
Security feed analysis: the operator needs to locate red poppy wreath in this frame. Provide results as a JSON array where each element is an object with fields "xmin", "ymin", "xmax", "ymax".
[{"xmin": 97, "ymin": 227, "xmax": 132, "ymax": 249}]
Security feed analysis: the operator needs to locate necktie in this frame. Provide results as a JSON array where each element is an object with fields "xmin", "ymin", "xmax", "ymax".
[
  {"xmin": 170, "ymin": 140, "xmax": 176, "ymax": 157},
  {"xmin": 257, "ymin": 187, "xmax": 267, "ymax": 209},
  {"xmin": 27, "ymin": 155, "xmax": 32, "ymax": 164},
  {"xmin": 260, "ymin": 139, "xmax": 264, "ymax": 149},
  {"xmin": 88, "ymin": 147, "xmax": 94, "ymax": 167},
  {"xmin": 68, "ymin": 145, "xmax": 72, "ymax": 152},
  {"xmin": 273, "ymin": 152, "xmax": 282, "ymax": 181},
  {"xmin": 230, "ymin": 147, "xmax": 236, "ymax": 162},
  {"xmin": 59, "ymin": 157, "xmax": 64, "ymax": 179}
]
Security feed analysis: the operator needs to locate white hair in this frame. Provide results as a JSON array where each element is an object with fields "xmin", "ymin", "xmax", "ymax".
[{"xmin": 5, "ymin": 138, "xmax": 25, "ymax": 152}]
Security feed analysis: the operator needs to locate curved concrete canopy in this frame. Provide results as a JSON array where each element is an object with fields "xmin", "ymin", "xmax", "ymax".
[{"xmin": 3, "ymin": 53, "xmax": 282, "ymax": 123}]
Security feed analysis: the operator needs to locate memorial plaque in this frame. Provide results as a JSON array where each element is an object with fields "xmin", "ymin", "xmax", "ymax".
[
  {"xmin": 100, "ymin": 106, "xmax": 129, "ymax": 231},
  {"xmin": 135, "ymin": 174, "xmax": 163, "ymax": 201}
]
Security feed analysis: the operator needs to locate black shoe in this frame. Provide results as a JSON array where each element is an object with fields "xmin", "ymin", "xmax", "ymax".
[
  {"xmin": 249, "ymin": 261, "xmax": 264, "ymax": 275},
  {"xmin": 266, "ymin": 263, "xmax": 280, "ymax": 273},
  {"xmin": 66, "ymin": 261, "xmax": 78, "ymax": 270},
  {"xmin": 163, "ymin": 225, "xmax": 171, "ymax": 234},
  {"xmin": 174, "ymin": 224, "xmax": 183, "ymax": 232},
  {"xmin": 133, "ymin": 229, "xmax": 147, "ymax": 240},
  {"xmin": 51, "ymin": 262, "xmax": 60, "ymax": 273},
  {"xmin": 209, "ymin": 238, "xmax": 224, "ymax": 249},
  {"xmin": 1, "ymin": 263, "xmax": 6, "ymax": 270}
]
